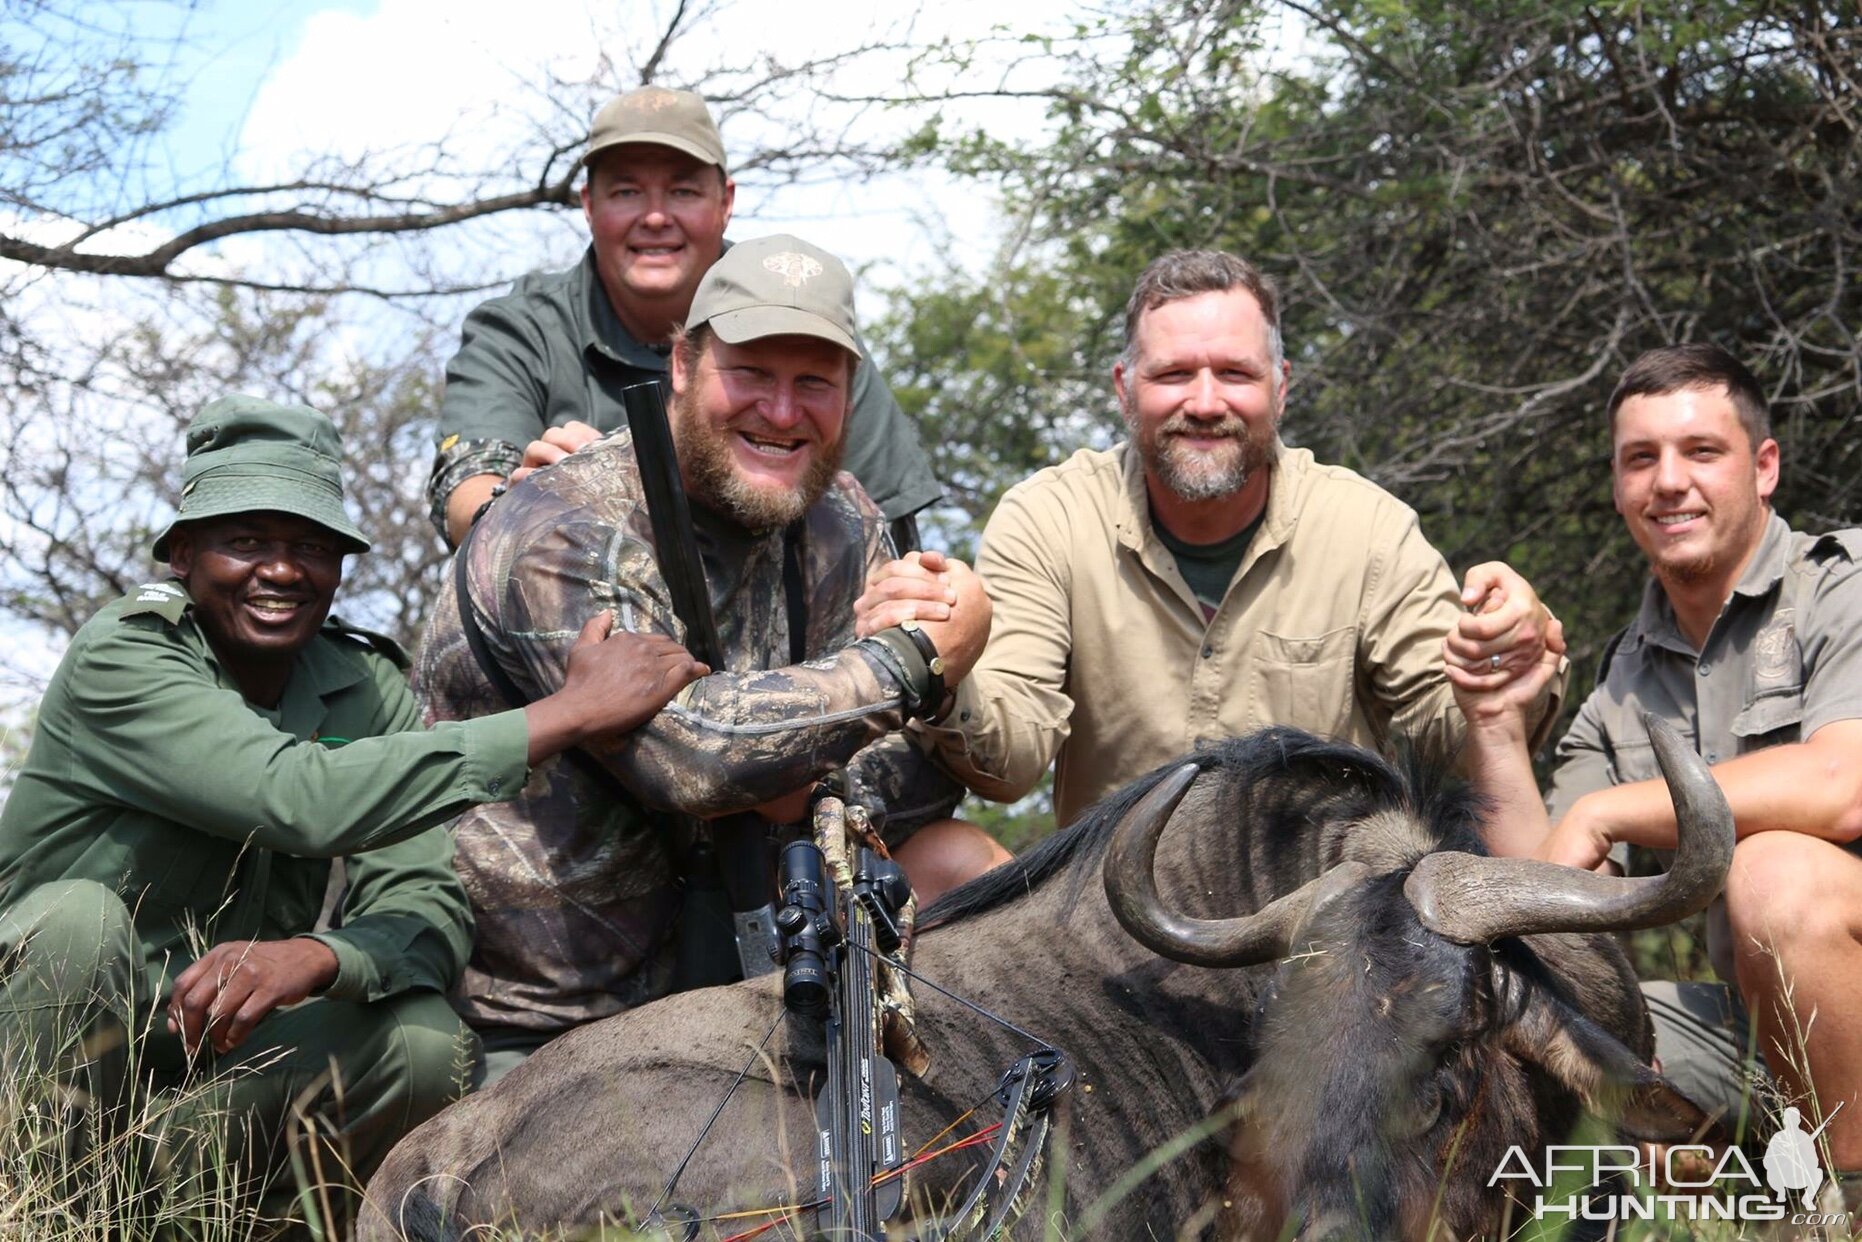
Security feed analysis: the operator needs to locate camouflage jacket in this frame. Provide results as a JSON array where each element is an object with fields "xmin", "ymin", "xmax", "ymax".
[
  {"xmin": 416, "ymin": 431, "xmax": 961, "ymax": 1032},
  {"xmin": 425, "ymin": 246, "xmax": 942, "ymax": 536}
]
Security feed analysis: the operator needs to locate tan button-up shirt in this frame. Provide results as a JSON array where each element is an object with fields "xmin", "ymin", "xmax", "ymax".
[{"xmin": 924, "ymin": 443, "xmax": 1471, "ymax": 827}]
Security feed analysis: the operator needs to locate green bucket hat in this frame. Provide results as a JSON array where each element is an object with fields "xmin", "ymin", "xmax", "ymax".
[
  {"xmin": 151, "ymin": 395, "xmax": 370, "ymax": 560},
  {"xmin": 686, "ymin": 234, "xmax": 862, "ymax": 357}
]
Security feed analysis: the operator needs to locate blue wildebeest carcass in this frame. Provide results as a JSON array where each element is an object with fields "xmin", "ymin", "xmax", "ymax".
[{"xmin": 361, "ymin": 720, "xmax": 1727, "ymax": 1241}]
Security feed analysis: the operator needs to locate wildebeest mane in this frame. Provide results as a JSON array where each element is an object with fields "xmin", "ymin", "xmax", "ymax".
[{"xmin": 923, "ymin": 727, "xmax": 1483, "ymax": 929}]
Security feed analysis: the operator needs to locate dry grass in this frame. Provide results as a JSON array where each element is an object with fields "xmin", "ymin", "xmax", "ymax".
[{"xmin": 0, "ymin": 1039, "xmax": 269, "ymax": 1240}]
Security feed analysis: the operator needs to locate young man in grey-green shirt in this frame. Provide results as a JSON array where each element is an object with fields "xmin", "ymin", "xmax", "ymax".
[{"xmin": 1455, "ymin": 344, "xmax": 1862, "ymax": 1202}]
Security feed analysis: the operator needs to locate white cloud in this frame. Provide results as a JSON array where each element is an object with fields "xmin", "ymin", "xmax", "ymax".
[{"xmin": 235, "ymin": 0, "xmax": 1074, "ymax": 286}]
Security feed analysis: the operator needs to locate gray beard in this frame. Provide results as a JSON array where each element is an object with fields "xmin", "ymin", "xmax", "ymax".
[{"xmin": 1128, "ymin": 409, "xmax": 1281, "ymax": 503}]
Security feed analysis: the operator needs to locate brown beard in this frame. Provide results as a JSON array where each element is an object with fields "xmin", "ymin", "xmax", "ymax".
[
  {"xmin": 670, "ymin": 383, "xmax": 845, "ymax": 531},
  {"xmin": 1126, "ymin": 402, "xmax": 1281, "ymax": 502}
]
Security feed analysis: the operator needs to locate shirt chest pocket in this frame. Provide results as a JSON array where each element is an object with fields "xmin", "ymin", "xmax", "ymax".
[
  {"xmin": 1607, "ymin": 737, "xmax": 1665, "ymax": 785},
  {"xmin": 1251, "ymin": 626, "xmax": 1357, "ymax": 739},
  {"xmin": 1730, "ymin": 688, "xmax": 1805, "ymax": 753}
]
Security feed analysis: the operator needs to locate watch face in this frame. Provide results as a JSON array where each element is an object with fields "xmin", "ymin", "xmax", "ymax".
[{"xmin": 929, "ymin": 658, "xmax": 945, "ymax": 675}]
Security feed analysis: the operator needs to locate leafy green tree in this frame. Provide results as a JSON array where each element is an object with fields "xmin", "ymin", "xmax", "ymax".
[{"xmin": 884, "ymin": 0, "xmax": 1862, "ymax": 681}]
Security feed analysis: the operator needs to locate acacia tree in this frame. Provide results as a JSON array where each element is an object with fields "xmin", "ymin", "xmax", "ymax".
[{"xmin": 881, "ymin": 0, "xmax": 1862, "ymax": 671}]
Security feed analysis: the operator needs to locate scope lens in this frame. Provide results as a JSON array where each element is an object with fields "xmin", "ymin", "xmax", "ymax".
[{"xmin": 784, "ymin": 955, "xmax": 830, "ymax": 1017}]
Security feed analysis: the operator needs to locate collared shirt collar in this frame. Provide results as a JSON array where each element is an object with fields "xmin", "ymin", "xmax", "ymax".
[
  {"xmin": 576, "ymin": 237, "xmax": 739, "ymax": 374},
  {"xmin": 169, "ymin": 579, "xmax": 371, "ymax": 717},
  {"xmin": 574, "ymin": 248, "xmax": 671, "ymax": 373},
  {"xmin": 1114, "ymin": 435, "xmax": 1301, "ymax": 555},
  {"xmin": 1632, "ymin": 510, "xmax": 1791, "ymax": 656}
]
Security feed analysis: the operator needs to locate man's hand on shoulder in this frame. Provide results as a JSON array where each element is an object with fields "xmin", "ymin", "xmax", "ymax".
[
  {"xmin": 525, "ymin": 611, "xmax": 710, "ymax": 763},
  {"xmin": 510, "ymin": 420, "xmax": 602, "ymax": 485},
  {"xmin": 167, "ymin": 937, "xmax": 339, "ymax": 1056}
]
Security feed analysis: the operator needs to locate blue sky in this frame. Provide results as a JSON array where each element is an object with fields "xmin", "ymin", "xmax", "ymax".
[{"xmin": 155, "ymin": 0, "xmax": 376, "ymax": 185}]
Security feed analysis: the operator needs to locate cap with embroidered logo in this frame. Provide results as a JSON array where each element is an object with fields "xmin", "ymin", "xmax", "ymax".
[
  {"xmin": 686, "ymin": 234, "xmax": 861, "ymax": 357},
  {"xmin": 583, "ymin": 86, "xmax": 727, "ymax": 174},
  {"xmin": 151, "ymin": 395, "xmax": 370, "ymax": 560}
]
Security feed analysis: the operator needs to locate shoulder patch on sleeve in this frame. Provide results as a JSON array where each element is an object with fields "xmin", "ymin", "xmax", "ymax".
[
  {"xmin": 322, "ymin": 615, "xmax": 411, "ymax": 669},
  {"xmin": 119, "ymin": 580, "xmax": 191, "ymax": 624}
]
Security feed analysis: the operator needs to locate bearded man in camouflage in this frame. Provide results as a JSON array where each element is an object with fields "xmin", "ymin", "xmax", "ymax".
[{"xmin": 417, "ymin": 235, "xmax": 995, "ymax": 1084}]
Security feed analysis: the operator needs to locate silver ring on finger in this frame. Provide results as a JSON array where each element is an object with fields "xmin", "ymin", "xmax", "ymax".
[{"xmin": 1489, "ymin": 654, "xmax": 1502, "ymax": 672}]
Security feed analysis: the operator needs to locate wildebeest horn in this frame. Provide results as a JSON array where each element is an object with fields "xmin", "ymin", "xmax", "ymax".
[
  {"xmin": 1104, "ymin": 762, "xmax": 1371, "ymax": 966},
  {"xmin": 1404, "ymin": 714, "xmax": 1734, "ymax": 944}
]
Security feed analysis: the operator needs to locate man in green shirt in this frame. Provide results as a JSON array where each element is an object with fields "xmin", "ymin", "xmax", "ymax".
[
  {"xmin": 0, "ymin": 395, "xmax": 704, "ymax": 1217},
  {"xmin": 427, "ymin": 86, "xmax": 942, "ymax": 550}
]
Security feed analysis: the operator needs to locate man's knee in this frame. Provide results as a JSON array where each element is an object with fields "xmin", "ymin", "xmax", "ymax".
[
  {"xmin": 381, "ymin": 992, "xmax": 476, "ymax": 1125},
  {"xmin": 1726, "ymin": 833, "xmax": 1862, "ymax": 954},
  {"xmin": 0, "ymin": 878, "xmax": 139, "ymax": 1011},
  {"xmin": 893, "ymin": 818, "xmax": 1012, "ymax": 907}
]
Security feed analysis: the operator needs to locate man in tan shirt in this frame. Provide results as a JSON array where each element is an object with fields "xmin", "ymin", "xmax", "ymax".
[{"xmin": 862, "ymin": 250, "xmax": 1557, "ymax": 828}]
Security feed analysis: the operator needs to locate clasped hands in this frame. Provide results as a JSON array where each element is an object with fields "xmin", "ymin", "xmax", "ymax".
[{"xmin": 853, "ymin": 549, "xmax": 992, "ymax": 687}]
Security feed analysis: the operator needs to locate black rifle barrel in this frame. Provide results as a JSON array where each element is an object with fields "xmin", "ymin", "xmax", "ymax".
[{"xmin": 621, "ymin": 380, "xmax": 725, "ymax": 671}]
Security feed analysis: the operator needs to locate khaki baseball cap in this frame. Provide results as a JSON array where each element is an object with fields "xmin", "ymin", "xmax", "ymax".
[
  {"xmin": 686, "ymin": 234, "xmax": 862, "ymax": 357},
  {"xmin": 152, "ymin": 395, "xmax": 370, "ymax": 560},
  {"xmin": 583, "ymin": 86, "xmax": 727, "ymax": 174}
]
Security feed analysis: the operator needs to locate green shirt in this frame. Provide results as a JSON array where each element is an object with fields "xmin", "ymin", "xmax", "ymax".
[
  {"xmin": 1153, "ymin": 510, "xmax": 1266, "ymax": 621},
  {"xmin": 427, "ymin": 246, "xmax": 943, "ymax": 532},
  {"xmin": 0, "ymin": 580, "xmax": 532, "ymax": 1002}
]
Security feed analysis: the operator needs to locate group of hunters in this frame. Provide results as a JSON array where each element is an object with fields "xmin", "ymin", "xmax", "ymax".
[{"xmin": 1, "ymin": 84, "xmax": 1858, "ymax": 1225}]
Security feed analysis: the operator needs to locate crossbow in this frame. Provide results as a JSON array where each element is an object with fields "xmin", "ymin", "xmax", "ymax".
[{"xmin": 643, "ymin": 788, "xmax": 1072, "ymax": 1241}]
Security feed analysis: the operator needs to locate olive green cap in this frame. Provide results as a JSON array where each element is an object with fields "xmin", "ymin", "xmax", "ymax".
[
  {"xmin": 583, "ymin": 86, "xmax": 727, "ymax": 174},
  {"xmin": 152, "ymin": 395, "xmax": 370, "ymax": 560},
  {"xmin": 686, "ymin": 234, "xmax": 861, "ymax": 357}
]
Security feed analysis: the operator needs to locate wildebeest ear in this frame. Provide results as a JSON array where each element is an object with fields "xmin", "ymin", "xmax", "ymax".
[{"xmin": 1501, "ymin": 982, "xmax": 1714, "ymax": 1143}]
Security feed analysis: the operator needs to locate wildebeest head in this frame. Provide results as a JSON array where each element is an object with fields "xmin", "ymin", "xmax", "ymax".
[{"xmin": 1102, "ymin": 717, "xmax": 1728, "ymax": 1241}]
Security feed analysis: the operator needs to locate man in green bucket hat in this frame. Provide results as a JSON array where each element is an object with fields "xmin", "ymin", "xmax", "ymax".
[{"xmin": 0, "ymin": 394, "xmax": 707, "ymax": 1226}]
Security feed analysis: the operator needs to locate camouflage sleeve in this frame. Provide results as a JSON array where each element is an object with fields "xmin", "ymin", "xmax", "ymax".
[
  {"xmin": 616, "ymin": 645, "xmax": 921, "ymax": 818},
  {"xmin": 481, "ymin": 498, "xmax": 922, "ymax": 820},
  {"xmin": 427, "ymin": 286, "xmax": 560, "ymax": 537},
  {"xmin": 425, "ymin": 436, "xmax": 523, "ymax": 537},
  {"xmin": 838, "ymin": 493, "xmax": 963, "ymax": 840},
  {"xmin": 845, "ymin": 733, "xmax": 966, "ymax": 847}
]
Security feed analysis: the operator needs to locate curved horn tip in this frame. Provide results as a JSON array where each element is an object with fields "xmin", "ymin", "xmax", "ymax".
[
  {"xmin": 1640, "ymin": 711, "xmax": 1733, "ymax": 824},
  {"xmin": 1102, "ymin": 761, "xmax": 1203, "ymax": 906}
]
